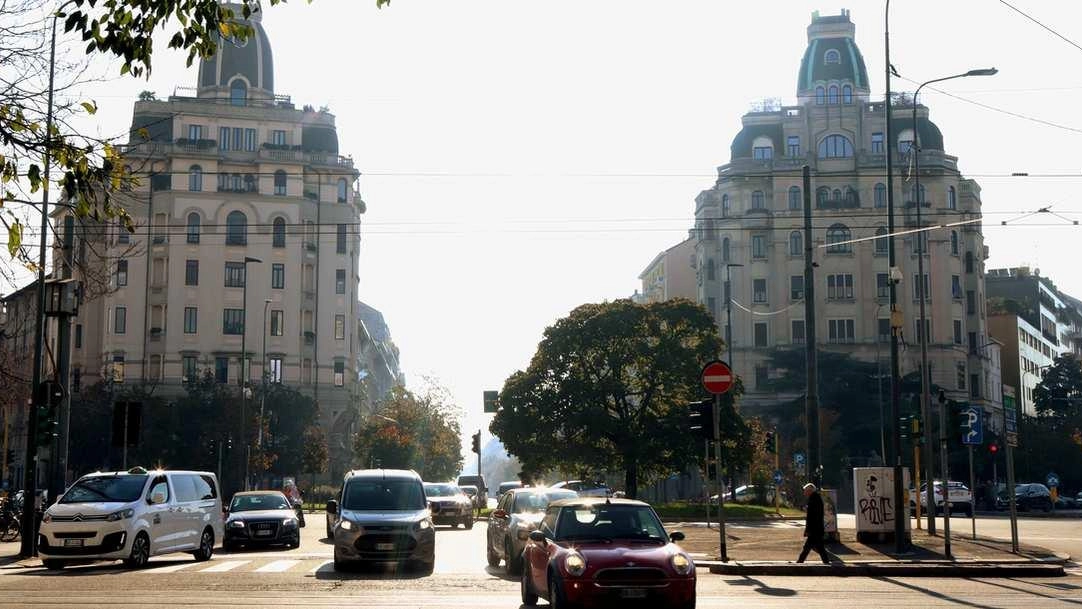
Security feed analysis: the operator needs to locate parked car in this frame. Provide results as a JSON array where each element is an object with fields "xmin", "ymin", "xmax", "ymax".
[
  {"xmin": 549, "ymin": 480, "xmax": 612, "ymax": 497},
  {"xmin": 498, "ymin": 481, "xmax": 524, "ymax": 495},
  {"xmin": 423, "ymin": 482, "xmax": 474, "ymax": 529},
  {"xmin": 710, "ymin": 484, "xmax": 782, "ymax": 505},
  {"xmin": 327, "ymin": 469, "xmax": 435, "ymax": 573},
  {"xmin": 38, "ymin": 467, "xmax": 223, "ymax": 570},
  {"xmin": 487, "ymin": 487, "xmax": 577, "ymax": 574},
  {"xmin": 910, "ymin": 481, "xmax": 974, "ymax": 517},
  {"xmin": 997, "ymin": 483, "xmax": 1053, "ymax": 512},
  {"xmin": 456, "ymin": 475, "xmax": 488, "ymax": 507},
  {"xmin": 521, "ymin": 497, "xmax": 695, "ymax": 609},
  {"xmin": 223, "ymin": 491, "xmax": 300, "ymax": 551},
  {"xmin": 458, "ymin": 485, "xmax": 480, "ymax": 510}
]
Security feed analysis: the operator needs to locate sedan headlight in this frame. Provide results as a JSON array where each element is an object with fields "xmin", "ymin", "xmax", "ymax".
[
  {"xmin": 228, "ymin": 520, "xmax": 246, "ymax": 529},
  {"xmin": 107, "ymin": 508, "xmax": 135, "ymax": 522},
  {"xmin": 339, "ymin": 519, "xmax": 354, "ymax": 531},
  {"xmin": 414, "ymin": 519, "xmax": 432, "ymax": 531},
  {"xmin": 282, "ymin": 517, "xmax": 299, "ymax": 527},
  {"xmin": 672, "ymin": 553, "xmax": 693, "ymax": 575},
  {"xmin": 564, "ymin": 551, "xmax": 586, "ymax": 576}
]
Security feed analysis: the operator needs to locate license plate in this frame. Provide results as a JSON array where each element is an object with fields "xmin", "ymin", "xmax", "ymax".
[
  {"xmin": 375, "ymin": 543, "xmax": 395, "ymax": 551},
  {"xmin": 621, "ymin": 589, "xmax": 647, "ymax": 599},
  {"xmin": 255, "ymin": 529, "xmax": 273, "ymax": 536},
  {"xmin": 63, "ymin": 538, "xmax": 84, "ymax": 547}
]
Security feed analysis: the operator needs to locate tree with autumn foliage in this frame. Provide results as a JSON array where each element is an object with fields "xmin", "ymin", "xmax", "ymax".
[{"xmin": 353, "ymin": 383, "xmax": 463, "ymax": 480}]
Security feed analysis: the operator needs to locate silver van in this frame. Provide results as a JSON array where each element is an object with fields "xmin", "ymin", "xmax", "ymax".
[{"xmin": 38, "ymin": 467, "xmax": 224, "ymax": 570}]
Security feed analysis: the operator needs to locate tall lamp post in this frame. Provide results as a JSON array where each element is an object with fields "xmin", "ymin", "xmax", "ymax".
[
  {"xmin": 257, "ymin": 297, "xmax": 272, "ymax": 485},
  {"xmin": 240, "ymin": 256, "xmax": 262, "ymax": 491},
  {"xmin": 912, "ymin": 68, "xmax": 998, "ymax": 536},
  {"xmin": 724, "ymin": 263, "xmax": 744, "ymax": 366}
]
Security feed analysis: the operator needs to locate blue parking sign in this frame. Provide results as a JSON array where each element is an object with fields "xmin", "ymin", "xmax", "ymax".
[{"xmin": 961, "ymin": 405, "xmax": 983, "ymax": 445}]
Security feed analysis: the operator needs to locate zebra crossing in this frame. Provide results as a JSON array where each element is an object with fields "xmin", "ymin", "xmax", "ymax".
[{"xmin": 15, "ymin": 556, "xmax": 347, "ymax": 577}]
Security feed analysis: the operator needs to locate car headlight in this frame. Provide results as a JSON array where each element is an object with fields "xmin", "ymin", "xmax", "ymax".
[
  {"xmin": 106, "ymin": 508, "xmax": 135, "ymax": 522},
  {"xmin": 415, "ymin": 519, "xmax": 431, "ymax": 531},
  {"xmin": 564, "ymin": 551, "xmax": 586, "ymax": 576},
  {"xmin": 282, "ymin": 517, "xmax": 298, "ymax": 527},
  {"xmin": 228, "ymin": 520, "xmax": 246, "ymax": 529},
  {"xmin": 339, "ymin": 519, "xmax": 353, "ymax": 531},
  {"xmin": 42, "ymin": 513, "xmax": 52, "ymax": 524},
  {"xmin": 672, "ymin": 553, "xmax": 693, "ymax": 575}
]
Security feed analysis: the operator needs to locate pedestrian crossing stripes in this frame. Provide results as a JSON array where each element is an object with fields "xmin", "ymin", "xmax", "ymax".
[
  {"xmin": 196, "ymin": 560, "xmax": 250, "ymax": 573},
  {"xmin": 15, "ymin": 556, "xmax": 435, "ymax": 577},
  {"xmin": 254, "ymin": 559, "xmax": 301, "ymax": 573}
]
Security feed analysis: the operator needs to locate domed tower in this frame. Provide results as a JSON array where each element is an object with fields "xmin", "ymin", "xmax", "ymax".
[
  {"xmin": 196, "ymin": 3, "xmax": 275, "ymax": 105},
  {"xmin": 796, "ymin": 9, "xmax": 869, "ymax": 105}
]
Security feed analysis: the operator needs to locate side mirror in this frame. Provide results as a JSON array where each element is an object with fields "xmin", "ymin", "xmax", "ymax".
[
  {"xmin": 150, "ymin": 492, "xmax": 166, "ymax": 505},
  {"xmin": 669, "ymin": 531, "xmax": 685, "ymax": 542},
  {"xmin": 528, "ymin": 530, "xmax": 546, "ymax": 544},
  {"xmin": 326, "ymin": 499, "xmax": 338, "ymax": 515},
  {"xmin": 492, "ymin": 509, "xmax": 507, "ymax": 520}
]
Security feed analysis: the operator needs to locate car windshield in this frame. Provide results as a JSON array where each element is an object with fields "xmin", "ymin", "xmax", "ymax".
[
  {"xmin": 424, "ymin": 483, "xmax": 460, "ymax": 498},
  {"xmin": 344, "ymin": 479, "xmax": 425, "ymax": 511},
  {"xmin": 554, "ymin": 504, "xmax": 667, "ymax": 542},
  {"xmin": 231, "ymin": 493, "xmax": 290, "ymax": 512},
  {"xmin": 61, "ymin": 475, "xmax": 148, "ymax": 504}
]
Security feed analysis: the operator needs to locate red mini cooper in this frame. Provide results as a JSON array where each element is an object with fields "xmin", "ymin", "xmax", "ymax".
[{"xmin": 520, "ymin": 497, "xmax": 695, "ymax": 609}]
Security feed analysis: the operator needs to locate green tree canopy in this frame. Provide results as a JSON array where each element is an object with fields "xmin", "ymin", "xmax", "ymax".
[
  {"xmin": 1033, "ymin": 354, "xmax": 1082, "ymax": 421},
  {"xmin": 353, "ymin": 384, "xmax": 463, "ymax": 481},
  {"xmin": 490, "ymin": 298, "xmax": 727, "ymax": 498}
]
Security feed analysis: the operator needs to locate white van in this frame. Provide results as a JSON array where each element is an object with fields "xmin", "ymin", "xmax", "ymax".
[{"xmin": 38, "ymin": 467, "xmax": 224, "ymax": 570}]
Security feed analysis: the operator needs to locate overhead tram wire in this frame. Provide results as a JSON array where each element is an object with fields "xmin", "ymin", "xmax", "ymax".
[{"xmin": 997, "ymin": 0, "xmax": 1082, "ymax": 55}]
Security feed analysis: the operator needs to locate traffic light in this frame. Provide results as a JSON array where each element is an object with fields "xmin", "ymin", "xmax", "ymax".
[
  {"xmin": 989, "ymin": 442, "xmax": 999, "ymax": 455},
  {"xmin": 34, "ymin": 381, "xmax": 63, "ymax": 448},
  {"xmin": 471, "ymin": 432, "xmax": 480, "ymax": 454},
  {"xmin": 899, "ymin": 415, "xmax": 911, "ymax": 442},
  {"xmin": 688, "ymin": 400, "xmax": 714, "ymax": 441},
  {"xmin": 910, "ymin": 414, "xmax": 923, "ymax": 446},
  {"xmin": 764, "ymin": 431, "xmax": 776, "ymax": 454}
]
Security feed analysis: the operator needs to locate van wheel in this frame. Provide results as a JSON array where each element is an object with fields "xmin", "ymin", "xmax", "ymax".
[
  {"xmin": 193, "ymin": 528, "xmax": 214, "ymax": 561},
  {"xmin": 124, "ymin": 533, "xmax": 150, "ymax": 569}
]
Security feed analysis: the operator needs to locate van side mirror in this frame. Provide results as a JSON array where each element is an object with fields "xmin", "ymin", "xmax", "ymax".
[
  {"xmin": 326, "ymin": 499, "xmax": 338, "ymax": 515},
  {"xmin": 149, "ymin": 492, "xmax": 166, "ymax": 505},
  {"xmin": 528, "ymin": 530, "xmax": 546, "ymax": 544},
  {"xmin": 669, "ymin": 531, "xmax": 685, "ymax": 542}
]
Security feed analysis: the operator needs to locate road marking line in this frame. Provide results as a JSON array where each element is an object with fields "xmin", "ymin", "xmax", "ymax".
[
  {"xmin": 255, "ymin": 559, "xmax": 300, "ymax": 573},
  {"xmin": 309, "ymin": 560, "xmax": 332, "ymax": 573},
  {"xmin": 142, "ymin": 562, "xmax": 198, "ymax": 574},
  {"xmin": 199, "ymin": 560, "xmax": 249, "ymax": 573}
]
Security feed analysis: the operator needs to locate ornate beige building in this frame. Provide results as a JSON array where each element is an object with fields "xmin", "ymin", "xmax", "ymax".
[{"xmin": 692, "ymin": 10, "xmax": 1001, "ymax": 422}]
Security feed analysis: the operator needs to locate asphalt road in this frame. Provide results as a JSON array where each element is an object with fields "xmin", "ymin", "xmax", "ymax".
[{"xmin": 2, "ymin": 519, "xmax": 1081, "ymax": 607}]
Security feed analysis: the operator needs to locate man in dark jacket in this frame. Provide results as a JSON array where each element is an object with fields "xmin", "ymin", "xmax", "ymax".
[{"xmin": 797, "ymin": 483, "xmax": 830, "ymax": 564}]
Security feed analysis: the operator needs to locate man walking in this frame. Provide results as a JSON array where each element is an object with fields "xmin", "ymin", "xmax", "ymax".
[{"xmin": 797, "ymin": 482, "xmax": 830, "ymax": 564}]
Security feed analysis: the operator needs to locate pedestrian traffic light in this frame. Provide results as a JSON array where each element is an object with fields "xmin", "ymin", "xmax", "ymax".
[
  {"xmin": 688, "ymin": 400, "xmax": 714, "ymax": 441},
  {"xmin": 34, "ymin": 404, "xmax": 58, "ymax": 448},
  {"xmin": 471, "ymin": 432, "xmax": 480, "ymax": 454},
  {"xmin": 989, "ymin": 443, "xmax": 999, "ymax": 455},
  {"xmin": 910, "ymin": 415, "xmax": 923, "ymax": 446},
  {"xmin": 899, "ymin": 415, "xmax": 911, "ymax": 441},
  {"xmin": 764, "ymin": 431, "xmax": 776, "ymax": 454}
]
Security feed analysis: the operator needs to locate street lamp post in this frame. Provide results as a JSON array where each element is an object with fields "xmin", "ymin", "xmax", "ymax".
[
  {"xmin": 240, "ymin": 256, "xmax": 262, "ymax": 491},
  {"xmin": 257, "ymin": 298, "xmax": 272, "ymax": 484},
  {"xmin": 724, "ymin": 263, "xmax": 743, "ymax": 366},
  {"xmin": 912, "ymin": 67, "xmax": 998, "ymax": 536}
]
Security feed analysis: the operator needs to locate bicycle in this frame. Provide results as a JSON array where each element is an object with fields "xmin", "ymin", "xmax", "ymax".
[{"xmin": 0, "ymin": 499, "xmax": 20, "ymax": 542}]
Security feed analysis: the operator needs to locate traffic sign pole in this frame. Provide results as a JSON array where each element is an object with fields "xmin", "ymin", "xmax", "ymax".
[
  {"xmin": 701, "ymin": 360, "xmax": 732, "ymax": 563},
  {"xmin": 1003, "ymin": 387, "xmax": 1019, "ymax": 553},
  {"xmin": 969, "ymin": 445, "xmax": 976, "ymax": 540}
]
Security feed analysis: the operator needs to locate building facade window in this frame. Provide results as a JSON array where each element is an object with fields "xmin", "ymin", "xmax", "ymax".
[
  {"xmin": 273, "ymin": 170, "xmax": 287, "ymax": 196},
  {"xmin": 818, "ymin": 134, "xmax": 853, "ymax": 158},
  {"xmin": 336, "ymin": 269, "xmax": 346, "ymax": 294},
  {"xmin": 827, "ymin": 85, "xmax": 839, "ymax": 104},
  {"xmin": 272, "ymin": 130, "xmax": 286, "ymax": 146},
  {"xmin": 789, "ymin": 231, "xmax": 802, "ymax": 256},
  {"xmin": 269, "ymin": 357, "xmax": 283, "ymax": 383},
  {"xmin": 230, "ymin": 80, "xmax": 247, "ymax": 106},
  {"xmin": 721, "ymin": 194, "xmax": 730, "ymax": 217},
  {"xmin": 215, "ymin": 357, "xmax": 229, "ymax": 383},
  {"xmin": 791, "ymin": 319, "xmax": 806, "ymax": 344},
  {"xmin": 842, "ymin": 84, "xmax": 852, "ymax": 103},
  {"xmin": 815, "ymin": 86, "xmax": 825, "ymax": 104},
  {"xmin": 913, "ymin": 273, "xmax": 930, "ymax": 301},
  {"xmin": 116, "ymin": 259, "xmax": 128, "ymax": 287},
  {"xmin": 722, "ymin": 237, "xmax": 731, "ymax": 262},
  {"xmin": 336, "ymin": 224, "xmax": 347, "ymax": 254},
  {"xmin": 788, "ymin": 186, "xmax": 801, "ymax": 210},
  {"xmin": 790, "ymin": 275, "xmax": 804, "ymax": 301},
  {"xmin": 114, "ymin": 306, "xmax": 126, "ymax": 334},
  {"xmin": 751, "ymin": 234, "xmax": 767, "ymax": 259},
  {"xmin": 873, "ymin": 183, "xmax": 886, "ymax": 208},
  {"xmin": 825, "ymin": 223, "xmax": 851, "ymax": 253},
  {"xmin": 950, "ymin": 231, "xmax": 959, "ymax": 255},
  {"xmin": 224, "ymin": 262, "xmax": 246, "ymax": 288},
  {"xmin": 948, "ymin": 186, "xmax": 957, "ymax": 210},
  {"xmin": 966, "ymin": 290, "xmax": 976, "ymax": 314},
  {"xmin": 226, "ymin": 211, "xmax": 247, "ymax": 245},
  {"xmin": 826, "ymin": 273, "xmax": 854, "ymax": 300},
  {"xmin": 334, "ymin": 361, "xmax": 345, "ymax": 387},
  {"xmin": 223, "ymin": 308, "xmax": 244, "ymax": 335},
  {"xmin": 186, "ymin": 213, "xmax": 200, "ymax": 244},
  {"xmin": 816, "ymin": 187, "xmax": 830, "ymax": 207},
  {"xmin": 184, "ymin": 307, "xmax": 197, "ymax": 334},
  {"xmin": 271, "ymin": 310, "xmax": 284, "ymax": 336},
  {"xmin": 187, "ymin": 124, "xmax": 202, "ymax": 140},
  {"xmin": 970, "ymin": 373, "xmax": 981, "ymax": 398},
  {"xmin": 751, "ymin": 190, "xmax": 765, "ymax": 209},
  {"xmin": 183, "ymin": 356, "xmax": 198, "ymax": 382},
  {"xmin": 787, "ymin": 137, "xmax": 800, "ymax": 157},
  {"xmin": 752, "ymin": 278, "xmax": 767, "ymax": 304},
  {"xmin": 824, "ymin": 49, "xmax": 840, "ymax": 64},
  {"xmin": 273, "ymin": 217, "xmax": 286, "ymax": 248},
  {"xmin": 245, "ymin": 128, "xmax": 256, "ymax": 151},
  {"xmin": 271, "ymin": 263, "xmax": 285, "ymax": 289},
  {"xmin": 874, "ymin": 226, "xmax": 888, "ymax": 254},
  {"xmin": 335, "ymin": 315, "xmax": 346, "ymax": 340},
  {"xmin": 337, "ymin": 178, "xmax": 348, "ymax": 203},
  {"xmin": 754, "ymin": 322, "xmax": 768, "ymax": 347},
  {"xmin": 957, "ymin": 362, "xmax": 967, "ymax": 390},
  {"xmin": 219, "ymin": 126, "xmax": 231, "ymax": 151},
  {"xmin": 185, "ymin": 259, "xmax": 199, "ymax": 286},
  {"xmin": 706, "ymin": 258, "xmax": 715, "ymax": 281},
  {"xmin": 189, "ymin": 165, "xmax": 202, "ymax": 192},
  {"xmin": 965, "ymin": 251, "xmax": 974, "ymax": 274},
  {"xmin": 828, "ymin": 319, "xmax": 855, "ymax": 344},
  {"xmin": 953, "ymin": 320, "xmax": 963, "ymax": 345},
  {"xmin": 871, "ymin": 132, "xmax": 884, "ymax": 153},
  {"xmin": 914, "ymin": 319, "xmax": 931, "ymax": 343},
  {"xmin": 753, "ymin": 146, "xmax": 772, "ymax": 160},
  {"xmin": 952, "ymin": 275, "xmax": 963, "ymax": 299}
]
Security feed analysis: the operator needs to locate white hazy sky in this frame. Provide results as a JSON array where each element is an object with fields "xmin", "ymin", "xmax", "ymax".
[{"xmin": 15, "ymin": 0, "xmax": 1082, "ymax": 455}]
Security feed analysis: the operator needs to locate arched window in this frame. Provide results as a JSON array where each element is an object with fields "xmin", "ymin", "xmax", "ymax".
[
  {"xmin": 844, "ymin": 186, "xmax": 857, "ymax": 206},
  {"xmin": 948, "ymin": 186, "xmax": 957, "ymax": 210},
  {"xmin": 336, "ymin": 178, "xmax": 348, "ymax": 203},
  {"xmin": 818, "ymin": 134, "xmax": 854, "ymax": 158},
  {"xmin": 874, "ymin": 183, "xmax": 887, "ymax": 208},
  {"xmin": 824, "ymin": 49, "xmax": 841, "ymax": 64},
  {"xmin": 272, "ymin": 217, "xmax": 286, "ymax": 248},
  {"xmin": 230, "ymin": 80, "xmax": 247, "ymax": 106},
  {"xmin": 898, "ymin": 128, "xmax": 915, "ymax": 155},
  {"xmin": 226, "ymin": 211, "xmax": 247, "ymax": 246},
  {"xmin": 828, "ymin": 85, "xmax": 839, "ymax": 104},
  {"xmin": 722, "ymin": 237, "xmax": 731, "ymax": 262},
  {"xmin": 188, "ymin": 165, "xmax": 202, "ymax": 192},
  {"xmin": 706, "ymin": 258, "xmax": 716, "ymax": 281},
  {"xmin": 751, "ymin": 190, "xmax": 765, "ymax": 210},
  {"xmin": 789, "ymin": 231, "xmax": 803, "ymax": 256},
  {"xmin": 874, "ymin": 227, "xmax": 888, "ymax": 254},
  {"xmin": 816, "ymin": 187, "xmax": 830, "ymax": 207},
  {"xmin": 273, "ymin": 170, "xmax": 287, "ymax": 196},
  {"xmin": 826, "ymin": 223, "xmax": 852, "ymax": 253},
  {"xmin": 842, "ymin": 84, "xmax": 853, "ymax": 104},
  {"xmin": 910, "ymin": 183, "xmax": 926, "ymax": 204},
  {"xmin": 244, "ymin": 174, "xmax": 256, "ymax": 192},
  {"xmin": 186, "ymin": 213, "xmax": 200, "ymax": 244},
  {"xmin": 752, "ymin": 136, "xmax": 773, "ymax": 160},
  {"xmin": 815, "ymin": 87, "xmax": 825, "ymax": 105},
  {"xmin": 832, "ymin": 189, "xmax": 842, "ymax": 201},
  {"xmin": 950, "ymin": 230, "xmax": 959, "ymax": 255},
  {"xmin": 788, "ymin": 186, "xmax": 801, "ymax": 210},
  {"xmin": 721, "ymin": 194, "xmax": 730, "ymax": 217}
]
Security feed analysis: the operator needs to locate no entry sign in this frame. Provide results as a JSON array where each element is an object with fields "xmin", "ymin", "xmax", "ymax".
[{"xmin": 701, "ymin": 360, "xmax": 734, "ymax": 395}]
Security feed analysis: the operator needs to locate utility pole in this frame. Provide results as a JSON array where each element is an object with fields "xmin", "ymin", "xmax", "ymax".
[
  {"xmin": 801, "ymin": 166, "xmax": 820, "ymax": 486},
  {"xmin": 938, "ymin": 391, "xmax": 952, "ymax": 558},
  {"xmin": 713, "ymin": 393, "xmax": 727, "ymax": 562}
]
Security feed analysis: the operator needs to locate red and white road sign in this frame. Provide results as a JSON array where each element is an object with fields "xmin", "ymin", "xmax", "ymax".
[{"xmin": 701, "ymin": 360, "xmax": 734, "ymax": 395}]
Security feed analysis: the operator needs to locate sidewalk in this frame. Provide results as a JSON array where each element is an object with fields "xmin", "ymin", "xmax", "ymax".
[{"xmin": 669, "ymin": 521, "xmax": 1068, "ymax": 577}]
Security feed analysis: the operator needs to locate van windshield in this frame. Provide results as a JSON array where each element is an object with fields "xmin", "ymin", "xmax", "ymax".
[
  {"xmin": 61, "ymin": 475, "xmax": 148, "ymax": 504},
  {"xmin": 343, "ymin": 479, "xmax": 425, "ymax": 511}
]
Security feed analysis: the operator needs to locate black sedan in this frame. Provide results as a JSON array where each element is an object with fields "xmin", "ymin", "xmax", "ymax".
[
  {"xmin": 996, "ymin": 483, "xmax": 1053, "ymax": 512},
  {"xmin": 224, "ymin": 491, "xmax": 301, "ymax": 550}
]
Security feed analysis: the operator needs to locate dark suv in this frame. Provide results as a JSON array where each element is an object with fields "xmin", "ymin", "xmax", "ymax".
[
  {"xmin": 327, "ymin": 469, "xmax": 435, "ymax": 573},
  {"xmin": 997, "ymin": 483, "xmax": 1053, "ymax": 512},
  {"xmin": 456, "ymin": 475, "xmax": 488, "ymax": 509}
]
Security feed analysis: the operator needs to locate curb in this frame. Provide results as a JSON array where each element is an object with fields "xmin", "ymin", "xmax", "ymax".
[{"xmin": 704, "ymin": 560, "xmax": 1066, "ymax": 577}]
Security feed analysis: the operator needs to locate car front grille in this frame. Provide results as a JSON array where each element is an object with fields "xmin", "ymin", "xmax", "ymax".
[
  {"xmin": 594, "ymin": 567, "xmax": 669, "ymax": 587},
  {"xmin": 53, "ymin": 531, "xmax": 97, "ymax": 539},
  {"xmin": 50, "ymin": 514, "xmax": 110, "ymax": 522},
  {"xmin": 248, "ymin": 520, "xmax": 280, "ymax": 538}
]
